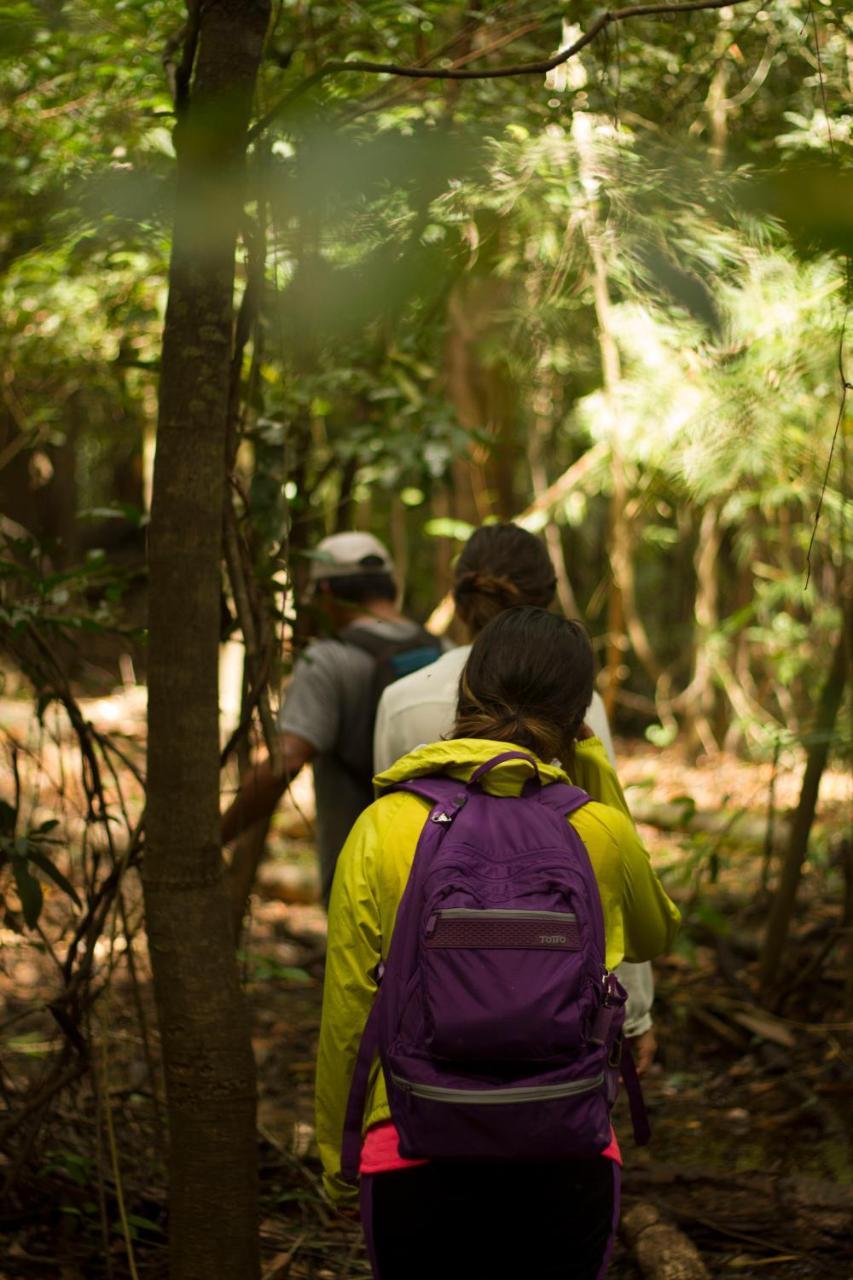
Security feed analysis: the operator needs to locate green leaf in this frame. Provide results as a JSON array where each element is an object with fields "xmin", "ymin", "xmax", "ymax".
[
  {"xmin": 27, "ymin": 849, "xmax": 81, "ymax": 908},
  {"xmin": 644, "ymin": 722, "xmax": 677, "ymax": 748},
  {"xmin": 34, "ymin": 818, "xmax": 60, "ymax": 835},
  {"xmin": 12, "ymin": 859, "xmax": 43, "ymax": 928},
  {"xmin": 126, "ymin": 1214, "xmax": 164, "ymax": 1235},
  {"xmin": 423, "ymin": 517, "xmax": 475, "ymax": 541},
  {"xmin": 276, "ymin": 966, "xmax": 312, "ymax": 985}
]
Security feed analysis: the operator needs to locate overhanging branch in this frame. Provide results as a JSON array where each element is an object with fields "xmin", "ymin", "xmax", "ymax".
[{"xmin": 249, "ymin": 0, "xmax": 756, "ymax": 141}]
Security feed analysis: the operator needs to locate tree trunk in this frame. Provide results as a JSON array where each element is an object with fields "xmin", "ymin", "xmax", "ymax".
[
  {"xmin": 527, "ymin": 358, "xmax": 581, "ymax": 620},
  {"xmin": 759, "ymin": 618, "xmax": 848, "ymax": 994},
  {"xmin": 143, "ymin": 3, "xmax": 269, "ymax": 1278},
  {"xmin": 445, "ymin": 289, "xmax": 491, "ymax": 526},
  {"xmin": 705, "ymin": 10, "xmax": 732, "ymax": 168},
  {"xmin": 684, "ymin": 501, "xmax": 721, "ymax": 757},
  {"xmin": 572, "ymin": 109, "xmax": 661, "ymax": 706}
]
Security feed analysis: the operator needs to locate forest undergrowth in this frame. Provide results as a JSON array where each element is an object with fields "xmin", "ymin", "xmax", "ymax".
[{"xmin": 1, "ymin": 698, "xmax": 850, "ymax": 1280}]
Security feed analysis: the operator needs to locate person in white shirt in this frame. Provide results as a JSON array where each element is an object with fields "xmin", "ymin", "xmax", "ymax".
[{"xmin": 374, "ymin": 523, "xmax": 657, "ymax": 1072}]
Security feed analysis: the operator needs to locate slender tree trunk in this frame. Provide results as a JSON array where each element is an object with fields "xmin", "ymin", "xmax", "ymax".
[
  {"xmin": 684, "ymin": 501, "xmax": 721, "ymax": 757},
  {"xmin": 389, "ymin": 495, "xmax": 410, "ymax": 601},
  {"xmin": 843, "ymin": 833, "xmax": 853, "ymax": 1017},
  {"xmin": 706, "ymin": 10, "xmax": 732, "ymax": 168},
  {"xmin": 603, "ymin": 547, "xmax": 626, "ymax": 722},
  {"xmin": 527, "ymin": 357, "xmax": 581, "ymax": 620},
  {"xmin": 572, "ymin": 110, "xmax": 661, "ymax": 710},
  {"xmin": 144, "ymin": 3, "xmax": 269, "ymax": 1277},
  {"xmin": 759, "ymin": 620, "xmax": 848, "ymax": 994}
]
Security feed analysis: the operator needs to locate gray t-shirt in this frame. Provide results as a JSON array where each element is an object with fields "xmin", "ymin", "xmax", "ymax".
[{"xmin": 278, "ymin": 618, "xmax": 425, "ymax": 901}]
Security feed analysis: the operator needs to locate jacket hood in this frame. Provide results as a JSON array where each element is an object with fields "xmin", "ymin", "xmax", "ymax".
[{"xmin": 373, "ymin": 737, "xmax": 569, "ymax": 798}]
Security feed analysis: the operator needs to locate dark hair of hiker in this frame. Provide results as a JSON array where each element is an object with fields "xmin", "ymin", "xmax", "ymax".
[
  {"xmin": 453, "ymin": 524, "xmax": 557, "ymax": 636},
  {"xmin": 454, "ymin": 607, "xmax": 594, "ymax": 761},
  {"xmin": 315, "ymin": 572, "xmax": 397, "ymax": 605}
]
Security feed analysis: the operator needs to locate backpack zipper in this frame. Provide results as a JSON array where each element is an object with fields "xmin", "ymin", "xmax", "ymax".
[
  {"xmin": 437, "ymin": 909, "xmax": 577, "ymax": 921},
  {"xmin": 426, "ymin": 908, "xmax": 576, "ymax": 938},
  {"xmin": 390, "ymin": 1073, "xmax": 604, "ymax": 1104}
]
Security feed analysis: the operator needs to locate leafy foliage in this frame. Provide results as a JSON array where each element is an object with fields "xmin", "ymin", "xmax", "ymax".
[{"xmin": 1, "ymin": 0, "xmax": 849, "ymax": 743}]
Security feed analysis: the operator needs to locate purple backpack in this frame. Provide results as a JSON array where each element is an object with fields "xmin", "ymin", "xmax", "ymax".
[{"xmin": 341, "ymin": 750, "xmax": 648, "ymax": 1179}]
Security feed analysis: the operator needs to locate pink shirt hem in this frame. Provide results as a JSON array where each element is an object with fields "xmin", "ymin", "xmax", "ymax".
[{"xmin": 359, "ymin": 1121, "xmax": 622, "ymax": 1175}]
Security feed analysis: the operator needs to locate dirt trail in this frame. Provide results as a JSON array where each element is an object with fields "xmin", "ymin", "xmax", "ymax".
[{"xmin": 2, "ymin": 726, "xmax": 850, "ymax": 1278}]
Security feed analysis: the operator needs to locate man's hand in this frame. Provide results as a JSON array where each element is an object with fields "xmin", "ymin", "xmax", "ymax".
[{"xmin": 628, "ymin": 1027, "xmax": 657, "ymax": 1076}]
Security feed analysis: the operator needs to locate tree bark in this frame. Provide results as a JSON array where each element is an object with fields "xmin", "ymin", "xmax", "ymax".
[
  {"xmin": 143, "ymin": 3, "xmax": 270, "ymax": 1278},
  {"xmin": 705, "ymin": 9, "xmax": 732, "ymax": 168},
  {"xmin": 683, "ymin": 501, "xmax": 721, "ymax": 757},
  {"xmin": 622, "ymin": 1203, "xmax": 710, "ymax": 1280},
  {"xmin": 527, "ymin": 357, "xmax": 581, "ymax": 620},
  {"xmin": 572, "ymin": 110, "xmax": 662, "ymax": 705},
  {"xmin": 759, "ymin": 618, "xmax": 848, "ymax": 994}
]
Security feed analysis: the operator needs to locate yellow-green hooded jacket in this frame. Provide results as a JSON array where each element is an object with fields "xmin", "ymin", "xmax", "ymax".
[{"xmin": 316, "ymin": 737, "xmax": 680, "ymax": 1201}]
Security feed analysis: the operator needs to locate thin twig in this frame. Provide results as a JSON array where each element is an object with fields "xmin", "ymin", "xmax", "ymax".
[{"xmin": 101, "ymin": 1036, "xmax": 140, "ymax": 1280}]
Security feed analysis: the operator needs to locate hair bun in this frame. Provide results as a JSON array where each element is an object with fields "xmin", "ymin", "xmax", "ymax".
[
  {"xmin": 456, "ymin": 572, "xmax": 520, "ymax": 602},
  {"xmin": 453, "ymin": 570, "xmax": 481, "ymax": 598}
]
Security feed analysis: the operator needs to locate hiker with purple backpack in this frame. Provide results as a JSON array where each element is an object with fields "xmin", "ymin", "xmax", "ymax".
[
  {"xmin": 316, "ymin": 606, "xmax": 680, "ymax": 1279},
  {"xmin": 374, "ymin": 522, "xmax": 658, "ymax": 1074}
]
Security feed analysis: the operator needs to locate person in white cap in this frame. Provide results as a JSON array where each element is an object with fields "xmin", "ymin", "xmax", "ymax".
[{"xmin": 221, "ymin": 532, "xmax": 441, "ymax": 903}]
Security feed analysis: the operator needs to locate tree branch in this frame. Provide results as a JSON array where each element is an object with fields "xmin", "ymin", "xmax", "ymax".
[{"xmin": 249, "ymin": 0, "xmax": 756, "ymax": 141}]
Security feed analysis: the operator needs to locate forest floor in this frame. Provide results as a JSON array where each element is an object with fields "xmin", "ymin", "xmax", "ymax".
[{"xmin": 1, "ymin": 693, "xmax": 851, "ymax": 1279}]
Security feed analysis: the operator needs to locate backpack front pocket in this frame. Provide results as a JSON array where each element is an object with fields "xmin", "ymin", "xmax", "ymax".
[
  {"xmin": 387, "ymin": 1063, "xmax": 612, "ymax": 1162},
  {"xmin": 423, "ymin": 907, "xmax": 591, "ymax": 1060}
]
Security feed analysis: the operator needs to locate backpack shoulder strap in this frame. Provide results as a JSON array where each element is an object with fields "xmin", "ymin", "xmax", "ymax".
[
  {"xmin": 341, "ymin": 777, "xmax": 465, "ymax": 1182},
  {"xmin": 379, "ymin": 776, "xmax": 468, "ymax": 822},
  {"xmin": 620, "ymin": 1041, "xmax": 651, "ymax": 1147},
  {"xmin": 339, "ymin": 622, "xmax": 440, "ymax": 658},
  {"xmin": 337, "ymin": 622, "xmax": 385, "ymax": 658},
  {"xmin": 537, "ymin": 781, "xmax": 591, "ymax": 818},
  {"xmin": 537, "ymin": 780, "xmax": 605, "ymax": 962}
]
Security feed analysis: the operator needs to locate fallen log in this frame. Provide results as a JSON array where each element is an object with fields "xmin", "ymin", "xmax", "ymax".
[
  {"xmin": 622, "ymin": 1168, "xmax": 853, "ymax": 1258},
  {"xmin": 622, "ymin": 1202, "xmax": 710, "ymax": 1280},
  {"xmin": 627, "ymin": 797, "xmax": 791, "ymax": 849}
]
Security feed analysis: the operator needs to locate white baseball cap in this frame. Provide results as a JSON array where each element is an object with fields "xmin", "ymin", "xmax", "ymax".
[{"xmin": 308, "ymin": 531, "xmax": 395, "ymax": 582}]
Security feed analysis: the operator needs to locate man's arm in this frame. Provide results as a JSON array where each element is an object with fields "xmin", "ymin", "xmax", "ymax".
[{"xmin": 221, "ymin": 732, "xmax": 316, "ymax": 847}]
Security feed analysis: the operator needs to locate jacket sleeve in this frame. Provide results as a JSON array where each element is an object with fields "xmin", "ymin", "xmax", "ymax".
[
  {"xmin": 609, "ymin": 808, "xmax": 680, "ymax": 962},
  {"xmin": 573, "ymin": 738, "xmax": 632, "ymax": 816},
  {"xmin": 573, "ymin": 739, "xmax": 657, "ymax": 1029},
  {"xmin": 315, "ymin": 807, "xmax": 382, "ymax": 1203}
]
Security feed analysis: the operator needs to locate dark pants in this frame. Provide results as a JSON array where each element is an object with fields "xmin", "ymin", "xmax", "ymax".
[{"xmin": 360, "ymin": 1156, "xmax": 619, "ymax": 1280}]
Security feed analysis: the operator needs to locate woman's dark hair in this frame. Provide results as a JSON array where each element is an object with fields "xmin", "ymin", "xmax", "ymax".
[
  {"xmin": 453, "ymin": 524, "xmax": 557, "ymax": 635},
  {"xmin": 454, "ymin": 607, "xmax": 594, "ymax": 761}
]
